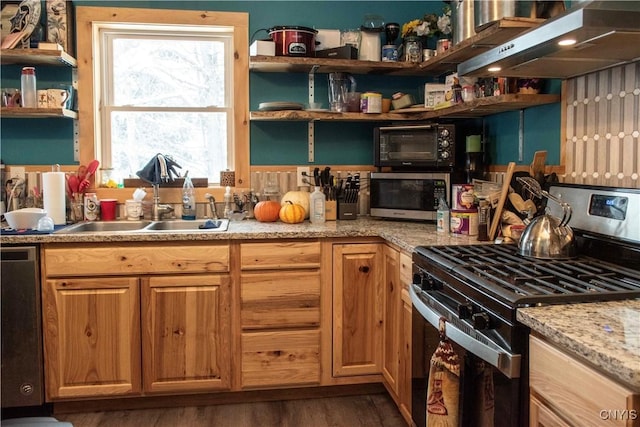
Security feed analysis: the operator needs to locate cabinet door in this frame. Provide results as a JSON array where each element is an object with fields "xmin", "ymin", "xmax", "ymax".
[
  {"xmin": 332, "ymin": 243, "xmax": 383, "ymax": 377},
  {"xmin": 382, "ymin": 245, "xmax": 401, "ymax": 395},
  {"xmin": 43, "ymin": 277, "xmax": 141, "ymax": 400},
  {"xmin": 142, "ymin": 275, "xmax": 231, "ymax": 394},
  {"xmin": 399, "ymin": 292, "xmax": 413, "ymax": 424}
]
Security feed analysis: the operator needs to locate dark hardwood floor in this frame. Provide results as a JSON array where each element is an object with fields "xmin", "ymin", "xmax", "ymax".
[{"xmin": 53, "ymin": 393, "xmax": 407, "ymax": 427}]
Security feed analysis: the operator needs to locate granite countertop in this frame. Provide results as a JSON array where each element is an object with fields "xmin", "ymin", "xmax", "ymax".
[
  {"xmin": 518, "ymin": 300, "xmax": 640, "ymax": 390},
  {"xmin": 3, "ymin": 216, "xmax": 639, "ymax": 390},
  {"xmin": 0, "ymin": 217, "xmax": 481, "ymax": 252}
]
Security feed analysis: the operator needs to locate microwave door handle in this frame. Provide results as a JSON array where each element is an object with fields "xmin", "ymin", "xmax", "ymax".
[
  {"xmin": 410, "ymin": 285, "xmax": 522, "ymax": 379},
  {"xmin": 378, "ymin": 125, "xmax": 434, "ymax": 131}
]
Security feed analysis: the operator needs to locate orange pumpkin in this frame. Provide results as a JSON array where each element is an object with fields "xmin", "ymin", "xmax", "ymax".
[
  {"xmin": 254, "ymin": 200, "xmax": 281, "ymax": 222},
  {"xmin": 279, "ymin": 201, "xmax": 305, "ymax": 224},
  {"xmin": 281, "ymin": 191, "xmax": 310, "ymax": 219}
]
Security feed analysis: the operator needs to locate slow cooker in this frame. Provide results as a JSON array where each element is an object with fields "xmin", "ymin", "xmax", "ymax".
[{"xmin": 268, "ymin": 26, "xmax": 318, "ymax": 57}]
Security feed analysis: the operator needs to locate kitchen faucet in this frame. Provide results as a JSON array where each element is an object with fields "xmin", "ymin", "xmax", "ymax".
[
  {"xmin": 205, "ymin": 193, "xmax": 218, "ymax": 220},
  {"xmin": 151, "ymin": 183, "xmax": 174, "ymax": 220}
]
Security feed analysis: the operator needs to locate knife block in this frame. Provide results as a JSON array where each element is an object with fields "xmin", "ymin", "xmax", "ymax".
[
  {"xmin": 338, "ymin": 201, "xmax": 358, "ymax": 220},
  {"xmin": 325, "ymin": 200, "xmax": 337, "ymax": 221}
]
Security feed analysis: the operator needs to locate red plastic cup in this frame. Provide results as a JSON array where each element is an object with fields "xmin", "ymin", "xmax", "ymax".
[{"xmin": 100, "ymin": 199, "xmax": 118, "ymax": 221}]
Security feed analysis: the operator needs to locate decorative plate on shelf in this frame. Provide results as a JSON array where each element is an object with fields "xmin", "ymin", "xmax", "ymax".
[
  {"xmin": 8, "ymin": 0, "xmax": 40, "ymax": 44},
  {"xmin": 258, "ymin": 102, "xmax": 304, "ymax": 111}
]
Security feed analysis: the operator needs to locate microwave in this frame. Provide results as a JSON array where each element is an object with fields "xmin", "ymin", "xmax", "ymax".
[
  {"xmin": 374, "ymin": 123, "xmax": 456, "ymax": 168},
  {"xmin": 370, "ymin": 172, "xmax": 450, "ymax": 221}
]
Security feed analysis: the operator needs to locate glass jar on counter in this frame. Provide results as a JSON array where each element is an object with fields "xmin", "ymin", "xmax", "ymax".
[
  {"xmin": 403, "ymin": 36, "xmax": 422, "ymax": 63},
  {"xmin": 99, "ymin": 168, "xmax": 118, "ymax": 188}
]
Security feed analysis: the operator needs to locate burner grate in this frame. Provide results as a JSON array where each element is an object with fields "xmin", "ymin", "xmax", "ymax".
[{"xmin": 415, "ymin": 244, "xmax": 640, "ymax": 305}]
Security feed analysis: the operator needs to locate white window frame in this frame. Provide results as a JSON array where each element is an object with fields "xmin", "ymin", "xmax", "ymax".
[
  {"xmin": 75, "ymin": 7, "xmax": 249, "ymax": 190},
  {"xmin": 96, "ymin": 24, "xmax": 234, "ymax": 181}
]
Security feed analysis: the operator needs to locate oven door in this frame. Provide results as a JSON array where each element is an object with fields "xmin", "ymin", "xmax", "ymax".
[
  {"xmin": 410, "ymin": 284, "xmax": 525, "ymax": 427},
  {"xmin": 370, "ymin": 173, "xmax": 449, "ymax": 221}
]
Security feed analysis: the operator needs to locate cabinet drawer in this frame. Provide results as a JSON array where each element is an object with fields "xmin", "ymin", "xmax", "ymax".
[
  {"xmin": 43, "ymin": 242, "xmax": 229, "ymax": 277},
  {"xmin": 530, "ymin": 336, "xmax": 639, "ymax": 427},
  {"xmin": 240, "ymin": 241, "xmax": 320, "ymax": 270},
  {"xmin": 241, "ymin": 330, "xmax": 320, "ymax": 388},
  {"xmin": 241, "ymin": 271, "xmax": 320, "ymax": 329}
]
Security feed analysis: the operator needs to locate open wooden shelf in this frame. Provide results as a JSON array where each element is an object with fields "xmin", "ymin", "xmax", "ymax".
[
  {"xmin": 250, "ymin": 18, "xmax": 543, "ymax": 77},
  {"xmin": 1, "ymin": 48, "xmax": 77, "ymax": 67},
  {"xmin": 1, "ymin": 107, "xmax": 78, "ymax": 119},
  {"xmin": 250, "ymin": 94, "xmax": 560, "ymax": 122},
  {"xmin": 419, "ymin": 17, "xmax": 543, "ymax": 75}
]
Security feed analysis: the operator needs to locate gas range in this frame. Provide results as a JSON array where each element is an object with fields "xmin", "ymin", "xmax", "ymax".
[{"xmin": 411, "ymin": 183, "xmax": 640, "ymax": 372}]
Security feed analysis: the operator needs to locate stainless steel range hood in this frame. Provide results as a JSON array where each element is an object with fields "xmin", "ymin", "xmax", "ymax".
[{"xmin": 457, "ymin": 1, "xmax": 640, "ymax": 79}]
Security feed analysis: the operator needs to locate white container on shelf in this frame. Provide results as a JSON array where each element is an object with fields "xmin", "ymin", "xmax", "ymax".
[{"xmin": 20, "ymin": 67, "xmax": 37, "ymax": 108}]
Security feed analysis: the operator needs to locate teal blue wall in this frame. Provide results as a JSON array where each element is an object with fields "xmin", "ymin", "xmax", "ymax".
[{"xmin": 1, "ymin": 1, "xmax": 561, "ymax": 168}]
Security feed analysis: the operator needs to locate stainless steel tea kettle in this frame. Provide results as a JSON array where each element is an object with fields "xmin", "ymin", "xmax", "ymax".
[{"xmin": 517, "ymin": 177, "xmax": 577, "ymax": 259}]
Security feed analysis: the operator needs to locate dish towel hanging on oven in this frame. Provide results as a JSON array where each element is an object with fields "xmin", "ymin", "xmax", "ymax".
[
  {"xmin": 472, "ymin": 359, "xmax": 495, "ymax": 426},
  {"xmin": 426, "ymin": 318, "xmax": 460, "ymax": 427}
]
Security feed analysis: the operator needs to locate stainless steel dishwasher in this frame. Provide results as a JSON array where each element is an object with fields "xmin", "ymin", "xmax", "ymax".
[{"xmin": 1, "ymin": 245, "xmax": 44, "ymax": 408}]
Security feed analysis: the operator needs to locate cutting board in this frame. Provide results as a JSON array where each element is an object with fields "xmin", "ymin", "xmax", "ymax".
[
  {"xmin": 489, "ymin": 162, "xmax": 516, "ymax": 241},
  {"xmin": 530, "ymin": 150, "xmax": 547, "ymax": 177}
]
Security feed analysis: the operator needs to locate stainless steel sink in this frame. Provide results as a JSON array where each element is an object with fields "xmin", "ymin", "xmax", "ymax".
[
  {"xmin": 55, "ymin": 219, "xmax": 229, "ymax": 234},
  {"xmin": 56, "ymin": 220, "xmax": 153, "ymax": 233},
  {"xmin": 142, "ymin": 219, "xmax": 229, "ymax": 232}
]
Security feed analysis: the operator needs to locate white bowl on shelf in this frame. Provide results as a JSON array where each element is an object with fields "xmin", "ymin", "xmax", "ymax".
[{"xmin": 3, "ymin": 208, "xmax": 47, "ymax": 230}]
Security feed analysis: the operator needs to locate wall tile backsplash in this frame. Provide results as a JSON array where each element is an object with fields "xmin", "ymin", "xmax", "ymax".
[{"xmin": 563, "ymin": 62, "xmax": 639, "ymax": 189}]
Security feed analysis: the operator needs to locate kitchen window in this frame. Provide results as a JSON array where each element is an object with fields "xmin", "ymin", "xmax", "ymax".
[{"xmin": 75, "ymin": 7, "xmax": 249, "ymax": 187}]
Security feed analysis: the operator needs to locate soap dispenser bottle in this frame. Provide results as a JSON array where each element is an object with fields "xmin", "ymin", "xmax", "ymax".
[{"xmin": 181, "ymin": 171, "xmax": 196, "ymax": 220}]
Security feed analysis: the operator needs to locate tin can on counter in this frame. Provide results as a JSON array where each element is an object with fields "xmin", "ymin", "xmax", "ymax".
[
  {"xmin": 451, "ymin": 210, "xmax": 478, "ymax": 236},
  {"xmin": 381, "ymin": 45, "xmax": 398, "ymax": 62},
  {"xmin": 84, "ymin": 192, "xmax": 99, "ymax": 221},
  {"xmin": 452, "ymin": 184, "xmax": 475, "ymax": 210},
  {"xmin": 360, "ymin": 91, "xmax": 382, "ymax": 113}
]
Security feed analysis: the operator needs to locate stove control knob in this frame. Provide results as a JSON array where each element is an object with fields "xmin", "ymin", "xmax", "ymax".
[
  {"xmin": 472, "ymin": 312, "xmax": 491, "ymax": 330},
  {"xmin": 457, "ymin": 303, "xmax": 474, "ymax": 319},
  {"xmin": 412, "ymin": 273, "xmax": 422, "ymax": 286}
]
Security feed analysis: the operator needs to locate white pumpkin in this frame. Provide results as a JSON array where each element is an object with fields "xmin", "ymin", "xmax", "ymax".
[{"xmin": 280, "ymin": 190, "xmax": 310, "ymax": 219}]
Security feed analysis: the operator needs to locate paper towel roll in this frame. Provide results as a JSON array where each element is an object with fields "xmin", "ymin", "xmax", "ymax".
[{"xmin": 43, "ymin": 172, "xmax": 66, "ymax": 224}]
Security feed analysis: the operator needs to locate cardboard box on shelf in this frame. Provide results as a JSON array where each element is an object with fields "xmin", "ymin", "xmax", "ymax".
[
  {"xmin": 250, "ymin": 40, "xmax": 275, "ymax": 56},
  {"xmin": 424, "ymin": 83, "xmax": 447, "ymax": 109}
]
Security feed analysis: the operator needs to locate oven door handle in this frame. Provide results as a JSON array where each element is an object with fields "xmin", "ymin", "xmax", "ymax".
[{"xmin": 410, "ymin": 285, "xmax": 521, "ymax": 379}]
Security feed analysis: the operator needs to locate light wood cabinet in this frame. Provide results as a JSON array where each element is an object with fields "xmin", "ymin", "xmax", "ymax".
[
  {"xmin": 141, "ymin": 275, "xmax": 231, "ymax": 394},
  {"xmin": 241, "ymin": 330, "xmax": 321, "ymax": 388},
  {"xmin": 42, "ymin": 277, "xmax": 141, "ymax": 400},
  {"xmin": 399, "ymin": 289, "xmax": 413, "ymax": 424},
  {"xmin": 381, "ymin": 245, "xmax": 413, "ymax": 426},
  {"xmin": 529, "ymin": 335, "xmax": 640, "ymax": 427},
  {"xmin": 332, "ymin": 243, "xmax": 383, "ymax": 377},
  {"xmin": 42, "ymin": 242, "xmax": 231, "ymax": 400},
  {"xmin": 239, "ymin": 241, "xmax": 322, "ymax": 389},
  {"xmin": 382, "ymin": 245, "xmax": 401, "ymax": 395}
]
